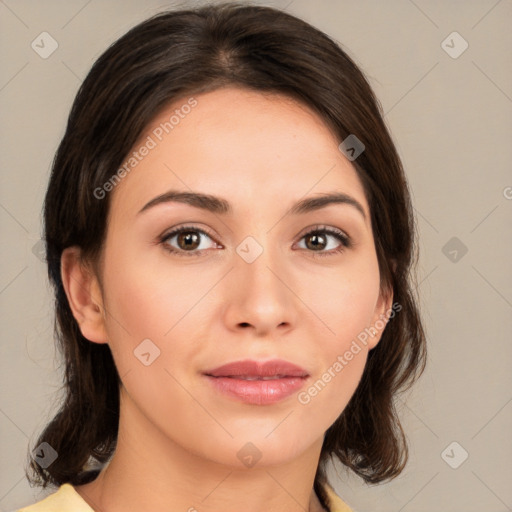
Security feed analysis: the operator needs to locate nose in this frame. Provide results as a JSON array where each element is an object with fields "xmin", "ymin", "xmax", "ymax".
[{"xmin": 222, "ymin": 245, "xmax": 299, "ymax": 337}]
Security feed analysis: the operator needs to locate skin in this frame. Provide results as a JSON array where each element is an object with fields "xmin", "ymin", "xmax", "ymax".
[{"xmin": 62, "ymin": 86, "xmax": 392, "ymax": 512}]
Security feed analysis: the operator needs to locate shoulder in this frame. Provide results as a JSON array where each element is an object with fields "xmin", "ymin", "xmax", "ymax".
[
  {"xmin": 324, "ymin": 482, "xmax": 354, "ymax": 512},
  {"xmin": 16, "ymin": 483, "xmax": 94, "ymax": 512}
]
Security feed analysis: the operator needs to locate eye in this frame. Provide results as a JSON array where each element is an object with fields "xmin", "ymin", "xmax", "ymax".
[
  {"xmin": 159, "ymin": 225, "xmax": 221, "ymax": 257},
  {"xmin": 295, "ymin": 225, "xmax": 352, "ymax": 257},
  {"xmin": 158, "ymin": 224, "xmax": 352, "ymax": 258}
]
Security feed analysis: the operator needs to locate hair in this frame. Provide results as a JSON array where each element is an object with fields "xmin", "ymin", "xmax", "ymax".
[{"xmin": 26, "ymin": 3, "xmax": 427, "ymax": 511}]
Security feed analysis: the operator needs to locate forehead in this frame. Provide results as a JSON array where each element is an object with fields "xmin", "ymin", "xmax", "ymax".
[{"xmin": 109, "ymin": 86, "xmax": 369, "ymax": 220}]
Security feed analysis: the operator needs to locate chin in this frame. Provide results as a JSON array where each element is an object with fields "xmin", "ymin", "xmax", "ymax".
[{"xmin": 205, "ymin": 432, "xmax": 318, "ymax": 470}]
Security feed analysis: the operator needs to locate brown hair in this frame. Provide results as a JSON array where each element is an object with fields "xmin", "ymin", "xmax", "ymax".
[{"xmin": 26, "ymin": 3, "xmax": 426, "ymax": 510}]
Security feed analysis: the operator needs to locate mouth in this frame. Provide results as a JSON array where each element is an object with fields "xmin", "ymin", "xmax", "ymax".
[{"xmin": 202, "ymin": 359, "xmax": 309, "ymax": 405}]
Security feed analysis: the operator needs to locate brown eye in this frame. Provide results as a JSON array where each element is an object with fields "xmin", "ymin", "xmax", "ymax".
[
  {"xmin": 304, "ymin": 232, "xmax": 328, "ymax": 251},
  {"xmin": 296, "ymin": 227, "xmax": 351, "ymax": 257},
  {"xmin": 160, "ymin": 226, "xmax": 219, "ymax": 257},
  {"xmin": 176, "ymin": 231, "xmax": 201, "ymax": 250}
]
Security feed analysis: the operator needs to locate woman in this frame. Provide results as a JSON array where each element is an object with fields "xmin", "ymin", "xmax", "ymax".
[{"xmin": 19, "ymin": 3, "xmax": 426, "ymax": 511}]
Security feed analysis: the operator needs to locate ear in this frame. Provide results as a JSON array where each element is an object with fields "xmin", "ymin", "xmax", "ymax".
[
  {"xmin": 367, "ymin": 283, "xmax": 394, "ymax": 350},
  {"xmin": 60, "ymin": 246, "xmax": 108, "ymax": 344}
]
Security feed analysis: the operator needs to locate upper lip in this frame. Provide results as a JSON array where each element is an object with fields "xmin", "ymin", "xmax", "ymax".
[{"xmin": 203, "ymin": 359, "xmax": 309, "ymax": 378}]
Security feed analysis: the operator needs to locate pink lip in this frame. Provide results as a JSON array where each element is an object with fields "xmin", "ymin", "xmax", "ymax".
[
  {"xmin": 204, "ymin": 359, "xmax": 309, "ymax": 378},
  {"xmin": 203, "ymin": 359, "xmax": 309, "ymax": 405}
]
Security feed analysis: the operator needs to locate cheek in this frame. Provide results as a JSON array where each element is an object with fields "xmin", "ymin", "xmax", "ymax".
[
  {"xmin": 302, "ymin": 255, "xmax": 381, "ymax": 344},
  {"xmin": 296, "ymin": 294, "xmax": 374, "ymax": 429},
  {"xmin": 295, "ymin": 258, "xmax": 380, "ymax": 414},
  {"xmin": 97, "ymin": 242, "xmax": 197, "ymax": 377},
  {"xmin": 101, "ymin": 243, "xmax": 203, "ymax": 338}
]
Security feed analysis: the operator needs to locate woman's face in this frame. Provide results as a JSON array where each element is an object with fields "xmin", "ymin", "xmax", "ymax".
[{"xmin": 84, "ymin": 86, "xmax": 392, "ymax": 468}]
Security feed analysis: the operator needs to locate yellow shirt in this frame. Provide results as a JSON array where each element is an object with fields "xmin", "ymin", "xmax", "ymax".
[
  {"xmin": 16, "ymin": 482, "xmax": 353, "ymax": 512},
  {"xmin": 325, "ymin": 484, "xmax": 353, "ymax": 512}
]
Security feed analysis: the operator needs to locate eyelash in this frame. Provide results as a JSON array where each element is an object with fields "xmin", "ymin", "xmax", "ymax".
[{"xmin": 158, "ymin": 224, "xmax": 352, "ymax": 259}]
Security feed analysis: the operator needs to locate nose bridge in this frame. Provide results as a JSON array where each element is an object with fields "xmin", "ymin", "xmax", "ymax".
[
  {"xmin": 225, "ymin": 234, "xmax": 297, "ymax": 333},
  {"xmin": 239, "ymin": 236, "xmax": 288, "ymax": 303}
]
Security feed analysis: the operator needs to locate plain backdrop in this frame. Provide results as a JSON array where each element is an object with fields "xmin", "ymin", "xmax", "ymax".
[{"xmin": 1, "ymin": 1, "xmax": 511, "ymax": 511}]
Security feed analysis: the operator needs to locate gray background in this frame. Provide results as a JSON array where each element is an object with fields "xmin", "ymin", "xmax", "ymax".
[{"xmin": 1, "ymin": 0, "xmax": 511, "ymax": 511}]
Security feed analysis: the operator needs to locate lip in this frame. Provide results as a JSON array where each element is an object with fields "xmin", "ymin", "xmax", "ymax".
[
  {"xmin": 203, "ymin": 359, "xmax": 309, "ymax": 378},
  {"xmin": 203, "ymin": 359, "xmax": 309, "ymax": 405}
]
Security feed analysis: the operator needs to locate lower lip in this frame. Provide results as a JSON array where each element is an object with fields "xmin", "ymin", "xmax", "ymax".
[{"xmin": 204, "ymin": 375, "xmax": 308, "ymax": 405}]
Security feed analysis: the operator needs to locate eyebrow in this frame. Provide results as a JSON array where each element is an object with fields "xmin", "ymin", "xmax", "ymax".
[{"xmin": 138, "ymin": 190, "xmax": 366, "ymax": 220}]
